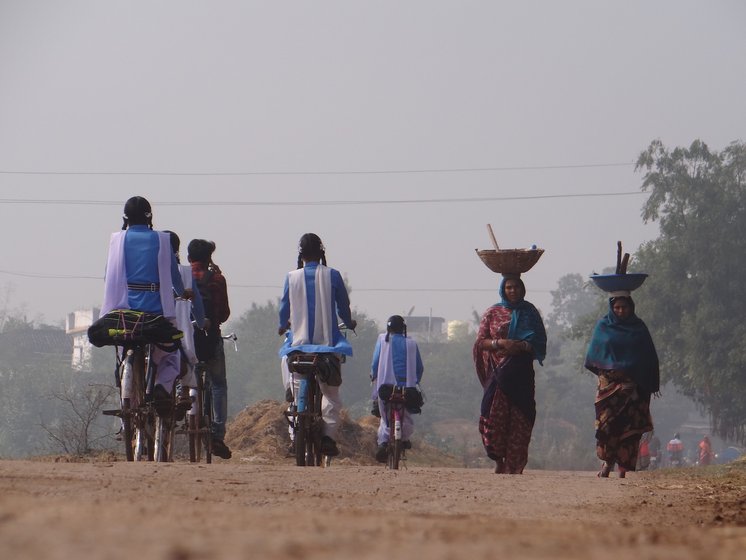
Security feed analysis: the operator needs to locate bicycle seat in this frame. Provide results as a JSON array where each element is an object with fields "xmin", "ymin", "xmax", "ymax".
[
  {"xmin": 378, "ymin": 384, "xmax": 406, "ymax": 402},
  {"xmin": 287, "ymin": 353, "xmax": 321, "ymax": 375}
]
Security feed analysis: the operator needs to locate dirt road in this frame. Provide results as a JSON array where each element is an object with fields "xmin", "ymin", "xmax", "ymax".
[{"xmin": 1, "ymin": 458, "xmax": 744, "ymax": 560}]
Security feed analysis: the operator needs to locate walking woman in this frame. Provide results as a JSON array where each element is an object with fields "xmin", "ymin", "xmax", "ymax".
[
  {"xmin": 585, "ymin": 294, "xmax": 659, "ymax": 477},
  {"xmin": 473, "ymin": 275, "xmax": 547, "ymax": 474}
]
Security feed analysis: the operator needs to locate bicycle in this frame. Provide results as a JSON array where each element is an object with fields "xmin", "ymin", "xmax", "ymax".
[
  {"xmin": 285, "ymin": 352, "xmax": 328, "ymax": 467},
  {"xmin": 381, "ymin": 386, "xmax": 408, "ymax": 470},
  {"xmin": 104, "ymin": 342, "xmax": 180, "ymax": 462},
  {"xmin": 184, "ymin": 332, "xmax": 238, "ymax": 463}
]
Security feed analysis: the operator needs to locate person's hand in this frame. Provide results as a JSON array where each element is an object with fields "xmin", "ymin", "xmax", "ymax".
[
  {"xmin": 202, "ymin": 318, "xmax": 212, "ymax": 331},
  {"xmin": 348, "ymin": 319, "xmax": 357, "ymax": 331},
  {"xmin": 181, "ymin": 288, "xmax": 194, "ymax": 301},
  {"xmin": 278, "ymin": 323, "xmax": 290, "ymax": 336}
]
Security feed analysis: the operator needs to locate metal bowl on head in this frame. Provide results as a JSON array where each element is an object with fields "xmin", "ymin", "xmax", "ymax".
[
  {"xmin": 589, "ymin": 273, "xmax": 648, "ymax": 293},
  {"xmin": 475, "ymin": 248, "xmax": 544, "ymax": 274}
]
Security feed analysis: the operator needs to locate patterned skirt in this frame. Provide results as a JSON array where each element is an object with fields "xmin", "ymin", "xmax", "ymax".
[
  {"xmin": 479, "ymin": 377, "xmax": 535, "ymax": 474},
  {"xmin": 595, "ymin": 370, "xmax": 653, "ymax": 471}
]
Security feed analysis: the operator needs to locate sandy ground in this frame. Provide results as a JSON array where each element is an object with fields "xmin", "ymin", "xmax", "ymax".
[{"xmin": 1, "ymin": 457, "xmax": 745, "ymax": 560}]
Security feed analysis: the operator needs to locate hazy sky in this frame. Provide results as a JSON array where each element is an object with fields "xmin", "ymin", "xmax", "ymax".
[{"xmin": 1, "ymin": 1, "xmax": 744, "ymax": 330}]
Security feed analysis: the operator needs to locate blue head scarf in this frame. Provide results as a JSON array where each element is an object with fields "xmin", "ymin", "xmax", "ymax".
[
  {"xmin": 584, "ymin": 296, "xmax": 660, "ymax": 394},
  {"xmin": 496, "ymin": 276, "xmax": 547, "ymax": 364}
]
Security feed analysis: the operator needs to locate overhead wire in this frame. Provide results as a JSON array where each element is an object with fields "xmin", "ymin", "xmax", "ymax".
[
  {"xmin": 0, "ymin": 161, "xmax": 635, "ymax": 176},
  {"xmin": 0, "ymin": 191, "xmax": 646, "ymax": 207},
  {"xmin": 0, "ymin": 270, "xmax": 553, "ymax": 293}
]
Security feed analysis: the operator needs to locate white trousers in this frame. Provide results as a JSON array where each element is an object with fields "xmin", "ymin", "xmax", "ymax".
[
  {"xmin": 152, "ymin": 346, "xmax": 180, "ymax": 392},
  {"xmin": 376, "ymin": 400, "xmax": 414, "ymax": 446},
  {"xmin": 291, "ymin": 374, "xmax": 342, "ymax": 440}
]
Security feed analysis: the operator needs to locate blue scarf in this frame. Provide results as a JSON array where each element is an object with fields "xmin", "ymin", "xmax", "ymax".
[
  {"xmin": 584, "ymin": 298, "xmax": 660, "ymax": 394},
  {"xmin": 496, "ymin": 278, "xmax": 547, "ymax": 364}
]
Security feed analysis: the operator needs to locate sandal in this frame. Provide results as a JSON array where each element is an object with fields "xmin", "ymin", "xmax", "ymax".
[{"xmin": 597, "ymin": 462, "xmax": 611, "ymax": 478}]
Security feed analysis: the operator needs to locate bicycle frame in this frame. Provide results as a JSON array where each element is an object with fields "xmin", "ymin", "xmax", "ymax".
[
  {"xmin": 286, "ymin": 353, "xmax": 326, "ymax": 467},
  {"xmin": 385, "ymin": 387, "xmax": 408, "ymax": 470},
  {"xmin": 105, "ymin": 341, "xmax": 181, "ymax": 462},
  {"xmin": 183, "ymin": 333, "xmax": 236, "ymax": 463}
]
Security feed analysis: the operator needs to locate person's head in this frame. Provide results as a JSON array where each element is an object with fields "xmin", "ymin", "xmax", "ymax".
[
  {"xmin": 385, "ymin": 314, "xmax": 407, "ymax": 342},
  {"xmin": 500, "ymin": 275, "xmax": 526, "ymax": 305},
  {"xmin": 164, "ymin": 230, "xmax": 180, "ymax": 261},
  {"xmin": 188, "ymin": 239, "xmax": 216, "ymax": 264},
  {"xmin": 297, "ymin": 233, "xmax": 327, "ymax": 268},
  {"xmin": 610, "ymin": 296, "xmax": 634, "ymax": 321},
  {"xmin": 122, "ymin": 196, "xmax": 153, "ymax": 230}
]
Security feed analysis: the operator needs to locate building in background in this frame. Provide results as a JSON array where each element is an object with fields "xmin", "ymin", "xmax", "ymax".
[
  {"xmin": 66, "ymin": 308, "xmax": 99, "ymax": 371},
  {"xmin": 404, "ymin": 315, "xmax": 446, "ymax": 343}
]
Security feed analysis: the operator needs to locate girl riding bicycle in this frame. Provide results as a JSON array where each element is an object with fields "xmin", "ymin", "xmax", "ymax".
[
  {"xmin": 371, "ymin": 315, "xmax": 424, "ymax": 463},
  {"xmin": 278, "ymin": 233, "xmax": 356, "ymax": 457}
]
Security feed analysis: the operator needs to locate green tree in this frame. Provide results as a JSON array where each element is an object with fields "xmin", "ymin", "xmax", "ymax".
[{"xmin": 634, "ymin": 139, "xmax": 746, "ymax": 442}]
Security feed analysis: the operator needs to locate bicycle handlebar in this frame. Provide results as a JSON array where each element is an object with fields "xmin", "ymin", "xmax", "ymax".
[{"xmin": 222, "ymin": 332, "xmax": 238, "ymax": 352}]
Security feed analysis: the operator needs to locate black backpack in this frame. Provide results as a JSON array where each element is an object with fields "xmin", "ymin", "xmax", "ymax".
[{"xmin": 193, "ymin": 268, "xmax": 219, "ymax": 361}]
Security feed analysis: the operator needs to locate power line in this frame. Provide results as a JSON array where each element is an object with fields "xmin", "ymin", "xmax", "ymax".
[
  {"xmin": 0, "ymin": 270, "xmax": 553, "ymax": 293},
  {"xmin": 0, "ymin": 270, "xmax": 102, "ymax": 280},
  {"xmin": 0, "ymin": 191, "xmax": 645, "ymax": 207},
  {"xmin": 0, "ymin": 161, "xmax": 635, "ymax": 177}
]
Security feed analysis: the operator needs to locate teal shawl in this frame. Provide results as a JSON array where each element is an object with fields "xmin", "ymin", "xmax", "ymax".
[
  {"xmin": 496, "ymin": 277, "xmax": 547, "ymax": 364},
  {"xmin": 584, "ymin": 297, "xmax": 660, "ymax": 395}
]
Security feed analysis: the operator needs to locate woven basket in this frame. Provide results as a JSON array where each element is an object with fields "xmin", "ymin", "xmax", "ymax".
[{"xmin": 475, "ymin": 248, "xmax": 544, "ymax": 274}]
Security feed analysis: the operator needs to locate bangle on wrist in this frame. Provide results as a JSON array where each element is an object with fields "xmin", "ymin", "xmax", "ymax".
[{"xmin": 491, "ymin": 338, "xmax": 498, "ymax": 350}]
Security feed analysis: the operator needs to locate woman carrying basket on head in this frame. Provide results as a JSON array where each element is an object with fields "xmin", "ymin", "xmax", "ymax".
[
  {"xmin": 585, "ymin": 246, "xmax": 659, "ymax": 478},
  {"xmin": 473, "ymin": 274, "xmax": 547, "ymax": 474}
]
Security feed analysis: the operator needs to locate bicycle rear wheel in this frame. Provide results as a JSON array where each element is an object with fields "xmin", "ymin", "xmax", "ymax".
[
  {"xmin": 188, "ymin": 390, "xmax": 200, "ymax": 462},
  {"xmin": 133, "ymin": 410, "xmax": 155, "ymax": 461},
  {"xmin": 155, "ymin": 413, "xmax": 175, "ymax": 462},
  {"xmin": 295, "ymin": 413, "xmax": 310, "ymax": 466},
  {"xmin": 311, "ymin": 380, "xmax": 324, "ymax": 467},
  {"xmin": 121, "ymin": 348, "xmax": 154, "ymax": 461},
  {"xmin": 388, "ymin": 406, "xmax": 402, "ymax": 470},
  {"xmin": 121, "ymin": 398, "xmax": 135, "ymax": 462},
  {"xmin": 135, "ymin": 350, "xmax": 155, "ymax": 461}
]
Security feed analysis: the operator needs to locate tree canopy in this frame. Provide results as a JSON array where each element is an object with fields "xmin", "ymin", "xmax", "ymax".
[{"xmin": 634, "ymin": 139, "xmax": 746, "ymax": 442}]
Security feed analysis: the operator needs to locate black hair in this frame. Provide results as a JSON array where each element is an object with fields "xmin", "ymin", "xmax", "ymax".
[
  {"xmin": 164, "ymin": 230, "xmax": 180, "ymax": 262},
  {"xmin": 297, "ymin": 233, "xmax": 327, "ymax": 269},
  {"xmin": 188, "ymin": 239, "xmax": 216, "ymax": 264},
  {"xmin": 385, "ymin": 315, "xmax": 406, "ymax": 342},
  {"xmin": 122, "ymin": 196, "xmax": 153, "ymax": 230},
  {"xmin": 499, "ymin": 275, "xmax": 526, "ymax": 301}
]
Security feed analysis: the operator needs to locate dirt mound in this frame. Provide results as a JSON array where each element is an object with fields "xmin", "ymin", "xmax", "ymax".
[
  {"xmin": 225, "ymin": 399, "xmax": 459, "ymax": 466},
  {"xmin": 225, "ymin": 399, "xmax": 378, "ymax": 465}
]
